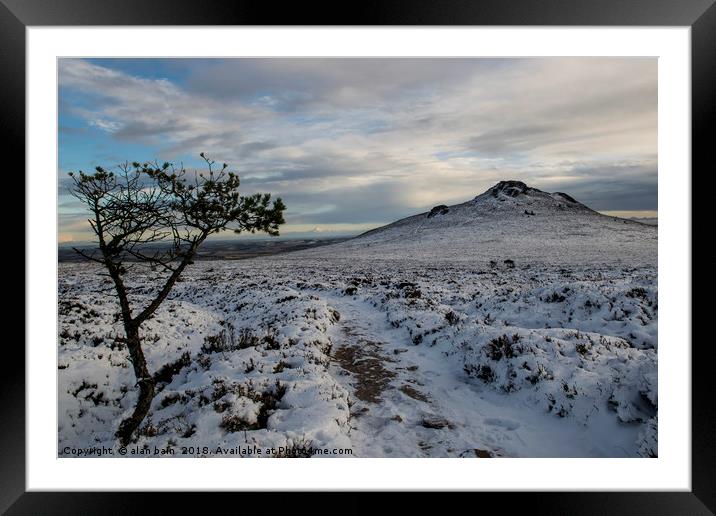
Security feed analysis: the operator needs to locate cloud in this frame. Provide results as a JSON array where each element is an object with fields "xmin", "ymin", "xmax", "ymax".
[
  {"xmin": 58, "ymin": 57, "xmax": 657, "ymax": 239},
  {"xmin": 59, "ymin": 58, "xmax": 266, "ymax": 158},
  {"xmin": 182, "ymin": 58, "xmax": 513, "ymax": 110},
  {"xmin": 538, "ymin": 162, "xmax": 658, "ymax": 211}
]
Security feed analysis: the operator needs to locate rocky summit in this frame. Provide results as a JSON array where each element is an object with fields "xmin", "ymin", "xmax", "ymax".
[{"xmin": 296, "ymin": 181, "xmax": 657, "ymax": 266}]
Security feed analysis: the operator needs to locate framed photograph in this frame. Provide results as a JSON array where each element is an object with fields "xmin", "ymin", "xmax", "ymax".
[{"xmin": 5, "ymin": 0, "xmax": 712, "ymax": 512}]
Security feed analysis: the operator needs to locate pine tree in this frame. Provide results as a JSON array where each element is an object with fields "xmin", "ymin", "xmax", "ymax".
[{"xmin": 68, "ymin": 154, "xmax": 286, "ymax": 445}]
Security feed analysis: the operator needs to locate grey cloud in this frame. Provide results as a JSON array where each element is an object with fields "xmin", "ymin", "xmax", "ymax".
[
  {"xmin": 541, "ymin": 164, "xmax": 658, "ymax": 211},
  {"xmin": 114, "ymin": 118, "xmax": 194, "ymax": 140},
  {"xmin": 183, "ymin": 58, "xmax": 517, "ymax": 111},
  {"xmin": 237, "ymin": 141, "xmax": 279, "ymax": 157},
  {"xmin": 466, "ymin": 123, "xmax": 560, "ymax": 157},
  {"xmin": 58, "ymin": 57, "xmax": 658, "ymax": 238},
  {"xmin": 240, "ymin": 150, "xmax": 399, "ymax": 185},
  {"xmin": 280, "ymin": 181, "xmax": 419, "ymax": 226}
]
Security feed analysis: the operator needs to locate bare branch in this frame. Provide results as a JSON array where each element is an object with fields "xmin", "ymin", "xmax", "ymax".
[{"xmin": 67, "ymin": 153, "xmax": 286, "ymax": 443}]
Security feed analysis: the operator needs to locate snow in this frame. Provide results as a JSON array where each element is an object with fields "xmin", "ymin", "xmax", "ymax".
[
  {"xmin": 295, "ymin": 180, "xmax": 657, "ymax": 266},
  {"xmin": 58, "ymin": 181, "xmax": 657, "ymax": 457}
]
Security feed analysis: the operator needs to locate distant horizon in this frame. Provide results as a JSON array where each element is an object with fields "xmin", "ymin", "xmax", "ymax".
[
  {"xmin": 57, "ymin": 209, "xmax": 658, "ymax": 246},
  {"xmin": 59, "ymin": 57, "xmax": 657, "ymax": 242},
  {"xmin": 57, "ymin": 179, "xmax": 658, "ymax": 245}
]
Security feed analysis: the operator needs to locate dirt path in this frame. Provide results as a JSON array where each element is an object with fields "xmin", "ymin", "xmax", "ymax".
[
  {"xmin": 324, "ymin": 293, "xmax": 609, "ymax": 458},
  {"xmin": 324, "ymin": 294, "xmax": 501, "ymax": 457}
]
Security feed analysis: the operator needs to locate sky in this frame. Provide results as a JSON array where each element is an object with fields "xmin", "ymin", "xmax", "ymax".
[{"xmin": 58, "ymin": 58, "xmax": 657, "ymax": 242}]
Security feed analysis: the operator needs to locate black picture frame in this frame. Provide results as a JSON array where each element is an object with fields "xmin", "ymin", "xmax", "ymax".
[{"xmin": 3, "ymin": 0, "xmax": 712, "ymax": 513}]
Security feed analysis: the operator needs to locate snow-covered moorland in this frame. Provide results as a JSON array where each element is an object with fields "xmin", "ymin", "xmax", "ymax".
[{"xmin": 58, "ymin": 181, "xmax": 657, "ymax": 457}]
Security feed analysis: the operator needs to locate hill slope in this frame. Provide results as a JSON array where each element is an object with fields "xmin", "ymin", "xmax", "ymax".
[{"xmin": 301, "ymin": 181, "xmax": 657, "ymax": 265}]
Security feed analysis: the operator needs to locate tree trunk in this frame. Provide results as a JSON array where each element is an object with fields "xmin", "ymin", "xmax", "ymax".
[{"xmin": 116, "ymin": 326, "xmax": 155, "ymax": 446}]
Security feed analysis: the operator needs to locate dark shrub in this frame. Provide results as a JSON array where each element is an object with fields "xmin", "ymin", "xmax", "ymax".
[
  {"xmin": 445, "ymin": 311, "xmax": 460, "ymax": 325},
  {"xmin": 626, "ymin": 287, "xmax": 648, "ymax": 300},
  {"xmin": 153, "ymin": 352, "xmax": 190, "ymax": 386},
  {"xmin": 464, "ymin": 364, "xmax": 496, "ymax": 383},
  {"xmin": 485, "ymin": 334, "xmax": 522, "ymax": 360},
  {"xmin": 544, "ymin": 292, "xmax": 566, "ymax": 303}
]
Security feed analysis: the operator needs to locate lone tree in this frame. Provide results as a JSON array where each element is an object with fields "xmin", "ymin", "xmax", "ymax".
[{"xmin": 68, "ymin": 154, "xmax": 286, "ymax": 445}]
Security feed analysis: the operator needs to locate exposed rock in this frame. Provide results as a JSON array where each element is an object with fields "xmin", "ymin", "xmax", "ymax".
[
  {"xmin": 427, "ymin": 205, "xmax": 450, "ymax": 218},
  {"xmin": 554, "ymin": 192, "xmax": 577, "ymax": 203},
  {"xmin": 489, "ymin": 180, "xmax": 535, "ymax": 198}
]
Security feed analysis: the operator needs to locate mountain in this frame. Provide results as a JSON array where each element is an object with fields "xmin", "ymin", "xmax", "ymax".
[
  {"xmin": 299, "ymin": 181, "xmax": 657, "ymax": 266},
  {"xmin": 629, "ymin": 217, "xmax": 658, "ymax": 226}
]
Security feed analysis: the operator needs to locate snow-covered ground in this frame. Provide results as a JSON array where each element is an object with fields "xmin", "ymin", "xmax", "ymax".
[
  {"xmin": 298, "ymin": 180, "xmax": 657, "ymax": 266},
  {"xmin": 58, "ymin": 182, "xmax": 657, "ymax": 457}
]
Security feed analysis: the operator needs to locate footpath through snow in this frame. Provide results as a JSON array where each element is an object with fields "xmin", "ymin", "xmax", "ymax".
[
  {"xmin": 58, "ymin": 259, "xmax": 656, "ymax": 457},
  {"xmin": 324, "ymin": 293, "xmax": 642, "ymax": 458}
]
